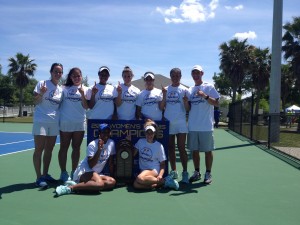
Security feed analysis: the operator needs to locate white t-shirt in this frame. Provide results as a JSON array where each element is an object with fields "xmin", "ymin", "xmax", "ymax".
[
  {"xmin": 116, "ymin": 83, "xmax": 140, "ymax": 120},
  {"xmin": 136, "ymin": 88, "xmax": 163, "ymax": 120},
  {"xmin": 188, "ymin": 82, "xmax": 220, "ymax": 131},
  {"xmin": 77, "ymin": 138, "xmax": 116, "ymax": 174},
  {"xmin": 86, "ymin": 84, "xmax": 118, "ymax": 119},
  {"xmin": 60, "ymin": 85, "xmax": 88, "ymax": 122},
  {"xmin": 134, "ymin": 138, "xmax": 166, "ymax": 173},
  {"xmin": 164, "ymin": 84, "xmax": 189, "ymax": 121},
  {"xmin": 33, "ymin": 80, "xmax": 63, "ymax": 123}
]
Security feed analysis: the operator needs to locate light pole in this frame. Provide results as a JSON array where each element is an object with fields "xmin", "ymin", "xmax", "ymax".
[{"xmin": 269, "ymin": 0, "xmax": 283, "ymax": 142}]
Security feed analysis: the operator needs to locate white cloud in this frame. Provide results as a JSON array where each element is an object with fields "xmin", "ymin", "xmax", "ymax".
[
  {"xmin": 225, "ymin": 4, "xmax": 244, "ymax": 10},
  {"xmin": 156, "ymin": 0, "xmax": 219, "ymax": 24},
  {"xmin": 234, "ymin": 31, "xmax": 257, "ymax": 40}
]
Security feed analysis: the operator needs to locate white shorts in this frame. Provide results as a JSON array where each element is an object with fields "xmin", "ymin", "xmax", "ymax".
[
  {"xmin": 169, "ymin": 119, "xmax": 188, "ymax": 135},
  {"xmin": 60, "ymin": 121, "xmax": 86, "ymax": 132},
  {"xmin": 32, "ymin": 122, "xmax": 59, "ymax": 136},
  {"xmin": 188, "ymin": 131, "xmax": 214, "ymax": 152}
]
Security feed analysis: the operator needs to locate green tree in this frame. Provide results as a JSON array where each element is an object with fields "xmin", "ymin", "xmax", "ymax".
[
  {"xmin": 8, "ymin": 53, "xmax": 37, "ymax": 117},
  {"xmin": 219, "ymin": 38, "xmax": 254, "ymax": 102},
  {"xmin": 281, "ymin": 64, "xmax": 295, "ymax": 113},
  {"xmin": 282, "ymin": 17, "xmax": 300, "ymax": 85},
  {"xmin": 250, "ymin": 47, "xmax": 271, "ymax": 116}
]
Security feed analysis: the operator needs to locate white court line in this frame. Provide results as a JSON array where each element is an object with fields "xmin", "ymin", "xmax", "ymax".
[
  {"xmin": 0, "ymin": 139, "xmax": 34, "ymax": 146},
  {"xmin": 0, "ymin": 136, "xmax": 87, "ymax": 157},
  {"xmin": 0, "ymin": 131, "xmax": 32, "ymax": 134},
  {"xmin": 0, "ymin": 148, "xmax": 34, "ymax": 156}
]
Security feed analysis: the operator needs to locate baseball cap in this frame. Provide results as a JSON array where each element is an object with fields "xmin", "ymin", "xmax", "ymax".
[
  {"xmin": 98, "ymin": 66, "xmax": 110, "ymax": 73},
  {"xmin": 192, "ymin": 65, "xmax": 203, "ymax": 72},
  {"xmin": 98, "ymin": 123, "xmax": 110, "ymax": 132},
  {"xmin": 145, "ymin": 125, "xmax": 156, "ymax": 132},
  {"xmin": 144, "ymin": 72, "xmax": 155, "ymax": 80}
]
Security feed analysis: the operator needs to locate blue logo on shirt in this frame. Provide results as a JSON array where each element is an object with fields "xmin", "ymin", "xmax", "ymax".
[
  {"xmin": 140, "ymin": 147, "xmax": 153, "ymax": 162},
  {"xmin": 166, "ymin": 91, "xmax": 180, "ymax": 105}
]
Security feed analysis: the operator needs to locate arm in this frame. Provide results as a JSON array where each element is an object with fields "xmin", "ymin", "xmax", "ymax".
[
  {"xmin": 78, "ymin": 84, "xmax": 89, "ymax": 109},
  {"xmin": 88, "ymin": 82, "xmax": 98, "ymax": 109},
  {"xmin": 159, "ymin": 85, "xmax": 167, "ymax": 111},
  {"xmin": 136, "ymin": 106, "xmax": 142, "ymax": 120},
  {"xmin": 157, "ymin": 161, "xmax": 165, "ymax": 182},
  {"xmin": 34, "ymin": 81, "xmax": 47, "ymax": 105},
  {"xmin": 197, "ymin": 90, "xmax": 219, "ymax": 107},
  {"xmin": 183, "ymin": 91, "xmax": 190, "ymax": 112},
  {"xmin": 87, "ymin": 139, "xmax": 104, "ymax": 168},
  {"xmin": 114, "ymin": 82, "xmax": 122, "ymax": 107}
]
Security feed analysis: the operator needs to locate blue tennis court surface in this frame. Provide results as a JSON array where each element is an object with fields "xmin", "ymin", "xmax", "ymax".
[{"xmin": 0, "ymin": 131, "xmax": 60, "ymax": 156}]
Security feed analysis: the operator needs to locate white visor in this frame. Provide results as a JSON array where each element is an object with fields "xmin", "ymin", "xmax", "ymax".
[{"xmin": 145, "ymin": 125, "xmax": 156, "ymax": 132}]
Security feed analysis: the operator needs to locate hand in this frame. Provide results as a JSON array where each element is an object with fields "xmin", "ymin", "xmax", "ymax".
[
  {"xmin": 98, "ymin": 138, "xmax": 104, "ymax": 150},
  {"xmin": 157, "ymin": 175, "xmax": 163, "ymax": 182},
  {"xmin": 183, "ymin": 90, "xmax": 188, "ymax": 102},
  {"xmin": 78, "ymin": 83, "xmax": 84, "ymax": 96},
  {"xmin": 161, "ymin": 84, "xmax": 167, "ymax": 96},
  {"xmin": 40, "ymin": 81, "xmax": 47, "ymax": 95},
  {"xmin": 117, "ymin": 81, "xmax": 122, "ymax": 94},
  {"xmin": 92, "ymin": 81, "xmax": 98, "ymax": 95},
  {"xmin": 196, "ymin": 88, "xmax": 205, "ymax": 98}
]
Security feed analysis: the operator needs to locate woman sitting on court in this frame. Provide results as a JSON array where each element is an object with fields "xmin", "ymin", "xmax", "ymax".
[
  {"xmin": 133, "ymin": 119, "xmax": 179, "ymax": 190},
  {"xmin": 55, "ymin": 123, "xmax": 116, "ymax": 196}
]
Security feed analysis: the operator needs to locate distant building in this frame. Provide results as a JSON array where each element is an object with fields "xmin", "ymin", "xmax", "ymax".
[{"xmin": 131, "ymin": 74, "xmax": 189, "ymax": 90}]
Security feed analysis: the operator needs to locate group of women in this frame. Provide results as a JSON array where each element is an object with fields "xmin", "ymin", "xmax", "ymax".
[{"xmin": 32, "ymin": 63, "xmax": 218, "ymax": 192}]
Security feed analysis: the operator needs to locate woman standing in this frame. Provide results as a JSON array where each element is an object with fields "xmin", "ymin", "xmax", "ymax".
[
  {"xmin": 115, "ymin": 66, "xmax": 140, "ymax": 120},
  {"xmin": 87, "ymin": 66, "xmax": 119, "ymax": 119},
  {"xmin": 32, "ymin": 63, "xmax": 63, "ymax": 187},
  {"xmin": 58, "ymin": 67, "xmax": 88, "ymax": 182},
  {"xmin": 163, "ymin": 68, "xmax": 190, "ymax": 183},
  {"xmin": 136, "ymin": 72, "xmax": 164, "ymax": 121}
]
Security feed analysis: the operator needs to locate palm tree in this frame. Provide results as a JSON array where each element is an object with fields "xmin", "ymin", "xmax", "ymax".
[
  {"xmin": 282, "ymin": 17, "xmax": 300, "ymax": 85},
  {"xmin": 8, "ymin": 53, "xmax": 37, "ymax": 117},
  {"xmin": 250, "ymin": 47, "xmax": 271, "ymax": 116},
  {"xmin": 219, "ymin": 38, "xmax": 254, "ymax": 102},
  {"xmin": 281, "ymin": 64, "xmax": 295, "ymax": 113}
]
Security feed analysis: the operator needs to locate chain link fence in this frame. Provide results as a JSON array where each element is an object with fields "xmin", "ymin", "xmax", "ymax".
[{"xmin": 228, "ymin": 96, "xmax": 300, "ymax": 168}]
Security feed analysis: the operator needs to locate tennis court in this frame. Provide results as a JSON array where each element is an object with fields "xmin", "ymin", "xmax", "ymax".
[{"xmin": 0, "ymin": 122, "xmax": 299, "ymax": 225}]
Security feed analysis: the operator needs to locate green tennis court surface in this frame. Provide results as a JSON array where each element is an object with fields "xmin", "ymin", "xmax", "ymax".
[{"xmin": 0, "ymin": 123, "xmax": 299, "ymax": 225}]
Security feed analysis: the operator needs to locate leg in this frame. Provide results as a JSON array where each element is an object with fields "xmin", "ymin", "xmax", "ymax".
[
  {"xmin": 33, "ymin": 135, "xmax": 46, "ymax": 179},
  {"xmin": 42, "ymin": 136, "xmax": 57, "ymax": 176},
  {"xmin": 168, "ymin": 135, "xmax": 176, "ymax": 171},
  {"xmin": 58, "ymin": 131, "xmax": 72, "ymax": 172},
  {"xmin": 176, "ymin": 133, "xmax": 188, "ymax": 171},
  {"xmin": 192, "ymin": 150, "xmax": 200, "ymax": 170},
  {"xmin": 70, "ymin": 131, "xmax": 84, "ymax": 171},
  {"xmin": 71, "ymin": 172, "xmax": 116, "ymax": 192},
  {"xmin": 205, "ymin": 151, "xmax": 213, "ymax": 171},
  {"xmin": 133, "ymin": 170, "xmax": 162, "ymax": 189}
]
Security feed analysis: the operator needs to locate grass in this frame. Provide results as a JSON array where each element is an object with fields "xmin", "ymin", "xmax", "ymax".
[{"xmin": 1, "ymin": 116, "xmax": 33, "ymax": 123}]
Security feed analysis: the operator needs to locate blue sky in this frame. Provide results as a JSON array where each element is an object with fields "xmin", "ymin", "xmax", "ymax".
[{"xmin": 0, "ymin": 0, "xmax": 299, "ymax": 87}]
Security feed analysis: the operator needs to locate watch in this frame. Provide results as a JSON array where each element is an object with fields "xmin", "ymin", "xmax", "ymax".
[{"xmin": 205, "ymin": 95, "xmax": 209, "ymax": 100}]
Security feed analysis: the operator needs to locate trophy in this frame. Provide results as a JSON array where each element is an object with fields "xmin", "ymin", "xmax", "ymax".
[{"xmin": 115, "ymin": 139, "xmax": 134, "ymax": 185}]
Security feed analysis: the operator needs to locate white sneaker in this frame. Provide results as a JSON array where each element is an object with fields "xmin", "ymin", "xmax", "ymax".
[{"xmin": 55, "ymin": 185, "xmax": 72, "ymax": 196}]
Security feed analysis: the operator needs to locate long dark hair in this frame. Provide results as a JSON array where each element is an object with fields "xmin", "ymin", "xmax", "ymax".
[{"xmin": 65, "ymin": 67, "xmax": 82, "ymax": 87}]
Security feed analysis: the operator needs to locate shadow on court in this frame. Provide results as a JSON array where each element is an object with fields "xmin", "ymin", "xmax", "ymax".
[{"xmin": 0, "ymin": 182, "xmax": 36, "ymax": 199}]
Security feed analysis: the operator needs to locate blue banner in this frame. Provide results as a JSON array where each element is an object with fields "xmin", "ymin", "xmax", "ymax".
[{"xmin": 87, "ymin": 119, "xmax": 169, "ymax": 178}]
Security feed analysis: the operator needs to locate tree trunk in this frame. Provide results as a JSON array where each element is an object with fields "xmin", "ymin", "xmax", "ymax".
[
  {"xmin": 18, "ymin": 87, "xmax": 24, "ymax": 117},
  {"xmin": 232, "ymin": 87, "xmax": 237, "ymax": 103}
]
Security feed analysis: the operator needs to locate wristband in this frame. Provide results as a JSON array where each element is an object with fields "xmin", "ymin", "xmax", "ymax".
[{"xmin": 205, "ymin": 95, "xmax": 209, "ymax": 100}]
